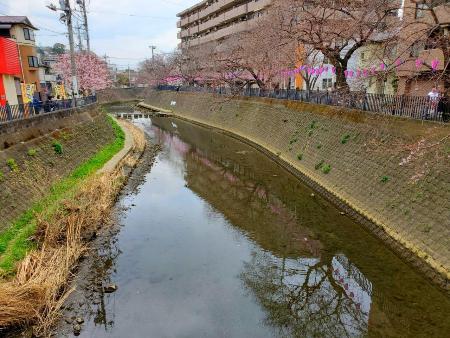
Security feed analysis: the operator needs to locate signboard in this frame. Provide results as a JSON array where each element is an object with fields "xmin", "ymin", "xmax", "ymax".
[
  {"xmin": 54, "ymin": 84, "xmax": 67, "ymax": 99},
  {"xmin": 20, "ymin": 83, "xmax": 36, "ymax": 103}
]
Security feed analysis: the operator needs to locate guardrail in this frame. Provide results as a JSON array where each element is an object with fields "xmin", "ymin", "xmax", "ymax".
[
  {"xmin": 157, "ymin": 85, "xmax": 450, "ymax": 123},
  {"xmin": 0, "ymin": 95, "xmax": 97, "ymax": 124}
]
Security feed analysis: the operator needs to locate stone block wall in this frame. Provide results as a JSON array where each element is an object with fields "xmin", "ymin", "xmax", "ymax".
[{"xmin": 0, "ymin": 108, "xmax": 115, "ymax": 231}]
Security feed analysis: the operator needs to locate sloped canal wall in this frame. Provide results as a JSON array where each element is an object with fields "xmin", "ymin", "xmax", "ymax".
[{"xmin": 0, "ymin": 106, "xmax": 116, "ymax": 233}]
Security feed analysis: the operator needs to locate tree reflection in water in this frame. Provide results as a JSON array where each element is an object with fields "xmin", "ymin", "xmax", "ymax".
[{"xmin": 241, "ymin": 250, "xmax": 372, "ymax": 337}]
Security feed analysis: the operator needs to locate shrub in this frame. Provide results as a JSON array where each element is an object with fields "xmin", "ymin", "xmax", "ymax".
[
  {"xmin": 6, "ymin": 158, "xmax": 18, "ymax": 172},
  {"xmin": 27, "ymin": 148, "xmax": 37, "ymax": 157},
  {"xmin": 341, "ymin": 134, "xmax": 351, "ymax": 144},
  {"xmin": 52, "ymin": 141, "xmax": 63, "ymax": 155},
  {"xmin": 322, "ymin": 164, "xmax": 332, "ymax": 174}
]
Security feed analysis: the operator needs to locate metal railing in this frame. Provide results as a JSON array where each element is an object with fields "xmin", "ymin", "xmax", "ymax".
[
  {"xmin": 157, "ymin": 85, "xmax": 450, "ymax": 123},
  {"xmin": 0, "ymin": 95, "xmax": 97, "ymax": 124}
]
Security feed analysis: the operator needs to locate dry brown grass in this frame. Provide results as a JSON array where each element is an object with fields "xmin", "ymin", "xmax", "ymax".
[
  {"xmin": 0, "ymin": 122, "xmax": 147, "ymax": 336},
  {"xmin": 0, "ymin": 172, "xmax": 123, "ymax": 336}
]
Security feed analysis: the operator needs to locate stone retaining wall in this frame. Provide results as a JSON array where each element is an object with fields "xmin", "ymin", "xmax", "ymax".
[
  {"xmin": 0, "ymin": 107, "xmax": 116, "ymax": 231},
  {"xmin": 140, "ymin": 90, "xmax": 450, "ymax": 286},
  {"xmin": 0, "ymin": 104, "xmax": 97, "ymax": 151}
]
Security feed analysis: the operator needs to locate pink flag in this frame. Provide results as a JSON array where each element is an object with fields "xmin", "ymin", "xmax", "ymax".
[
  {"xmin": 395, "ymin": 59, "xmax": 402, "ymax": 67},
  {"xmin": 380, "ymin": 63, "xmax": 386, "ymax": 71},
  {"xmin": 431, "ymin": 59, "xmax": 440, "ymax": 71},
  {"xmin": 332, "ymin": 67, "xmax": 336, "ymax": 74},
  {"xmin": 415, "ymin": 59, "xmax": 423, "ymax": 68}
]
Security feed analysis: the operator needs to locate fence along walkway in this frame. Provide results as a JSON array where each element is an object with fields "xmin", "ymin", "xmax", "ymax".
[
  {"xmin": 0, "ymin": 96, "xmax": 97, "ymax": 125},
  {"xmin": 157, "ymin": 86, "xmax": 450, "ymax": 123}
]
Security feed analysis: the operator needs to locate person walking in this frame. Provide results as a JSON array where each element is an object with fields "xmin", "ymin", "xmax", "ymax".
[{"xmin": 426, "ymin": 87, "xmax": 440, "ymax": 120}]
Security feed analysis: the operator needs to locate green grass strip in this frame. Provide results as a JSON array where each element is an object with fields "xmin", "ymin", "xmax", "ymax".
[{"xmin": 0, "ymin": 115, "xmax": 125, "ymax": 274}]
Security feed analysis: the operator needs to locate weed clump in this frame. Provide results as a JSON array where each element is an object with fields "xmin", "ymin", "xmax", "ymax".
[
  {"xmin": 381, "ymin": 175, "xmax": 390, "ymax": 183},
  {"xmin": 341, "ymin": 134, "xmax": 351, "ymax": 144},
  {"xmin": 315, "ymin": 160, "xmax": 325, "ymax": 170},
  {"xmin": 52, "ymin": 141, "xmax": 63, "ymax": 155},
  {"xmin": 6, "ymin": 159, "xmax": 18, "ymax": 172},
  {"xmin": 297, "ymin": 153, "xmax": 303, "ymax": 161},
  {"xmin": 0, "ymin": 171, "xmax": 3, "ymax": 182},
  {"xmin": 322, "ymin": 164, "xmax": 332, "ymax": 174},
  {"xmin": 27, "ymin": 148, "xmax": 37, "ymax": 157}
]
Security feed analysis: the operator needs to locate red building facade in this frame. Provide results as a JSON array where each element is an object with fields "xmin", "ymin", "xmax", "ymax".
[{"xmin": 0, "ymin": 36, "xmax": 22, "ymax": 105}]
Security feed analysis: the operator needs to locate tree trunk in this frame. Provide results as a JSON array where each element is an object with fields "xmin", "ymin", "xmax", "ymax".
[{"xmin": 335, "ymin": 63, "xmax": 349, "ymax": 92}]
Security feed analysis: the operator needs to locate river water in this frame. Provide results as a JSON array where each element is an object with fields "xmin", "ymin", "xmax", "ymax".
[{"xmin": 72, "ymin": 109, "xmax": 450, "ymax": 338}]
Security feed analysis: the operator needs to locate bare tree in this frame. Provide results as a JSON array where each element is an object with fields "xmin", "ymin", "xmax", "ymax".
[{"xmin": 267, "ymin": 0, "xmax": 402, "ymax": 91}]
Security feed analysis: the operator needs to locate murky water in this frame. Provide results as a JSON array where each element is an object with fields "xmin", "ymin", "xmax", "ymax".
[{"xmin": 73, "ymin": 110, "xmax": 450, "ymax": 338}]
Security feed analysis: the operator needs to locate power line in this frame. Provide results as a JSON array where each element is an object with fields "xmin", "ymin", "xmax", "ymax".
[
  {"xmin": 0, "ymin": 9, "xmax": 66, "ymax": 35},
  {"xmin": 86, "ymin": 9, "xmax": 172, "ymax": 20}
]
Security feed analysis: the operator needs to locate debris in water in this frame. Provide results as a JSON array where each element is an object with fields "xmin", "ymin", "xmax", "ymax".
[
  {"xmin": 103, "ymin": 284, "xmax": 118, "ymax": 293},
  {"xmin": 73, "ymin": 324, "xmax": 82, "ymax": 336}
]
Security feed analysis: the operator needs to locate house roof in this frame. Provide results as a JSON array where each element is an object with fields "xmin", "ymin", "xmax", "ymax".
[{"xmin": 0, "ymin": 16, "xmax": 38, "ymax": 30}]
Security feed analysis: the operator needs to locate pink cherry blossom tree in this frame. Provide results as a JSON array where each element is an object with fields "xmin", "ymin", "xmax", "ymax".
[{"xmin": 54, "ymin": 52, "xmax": 111, "ymax": 94}]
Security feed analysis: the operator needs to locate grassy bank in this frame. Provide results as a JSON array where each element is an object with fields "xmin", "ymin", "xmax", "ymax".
[{"xmin": 0, "ymin": 114, "xmax": 125, "ymax": 274}]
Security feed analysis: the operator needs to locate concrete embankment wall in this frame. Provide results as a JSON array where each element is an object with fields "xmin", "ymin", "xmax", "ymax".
[
  {"xmin": 136, "ymin": 90, "xmax": 450, "ymax": 286},
  {"xmin": 0, "ymin": 106, "xmax": 116, "ymax": 231}
]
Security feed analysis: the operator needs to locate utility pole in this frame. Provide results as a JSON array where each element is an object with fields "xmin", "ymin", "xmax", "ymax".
[
  {"xmin": 47, "ymin": 0, "xmax": 79, "ymax": 106},
  {"xmin": 76, "ymin": 24, "xmax": 84, "ymax": 51},
  {"xmin": 149, "ymin": 45, "xmax": 156, "ymax": 62},
  {"xmin": 78, "ymin": 0, "xmax": 90, "ymax": 53},
  {"xmin": 128, "ymin": 65, "xmax": 131, "ymax": 88}
]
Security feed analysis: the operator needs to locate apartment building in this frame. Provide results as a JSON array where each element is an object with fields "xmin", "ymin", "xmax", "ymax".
[
  {"xmin": 396, "ymin": 0, "xmax": 449, "ymax": 95},
  {"xmin": 177, "ymin": 0, "xmax": 272, "ymax": 50},
  {"xmin": 0, "ymin": 16, "xmax": 41, "ymax": 103}
]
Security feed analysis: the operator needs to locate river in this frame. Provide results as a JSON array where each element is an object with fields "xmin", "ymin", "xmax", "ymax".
[{"xmin": 62, "ymin": 107, "xmax": 450, "ymax": 337}]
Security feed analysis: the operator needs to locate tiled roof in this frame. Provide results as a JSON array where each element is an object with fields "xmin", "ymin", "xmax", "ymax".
[{"xmin": 0, "ymin": 16, "xmax": 38, "ymax": 30}]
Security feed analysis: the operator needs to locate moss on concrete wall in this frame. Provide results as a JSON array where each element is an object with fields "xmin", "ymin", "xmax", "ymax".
[
  {"xmin": 141, "ymin": 90, "xmax": 450, "ymax": 283},
  {"xmin": 0, "ymin": 108, "xmax": 116, "ymax": 232}
]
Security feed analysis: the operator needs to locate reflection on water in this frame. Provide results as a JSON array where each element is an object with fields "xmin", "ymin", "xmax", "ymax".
[{"xmin": 76, "ymin": 112, "xmax": 450, "ymax": 338}]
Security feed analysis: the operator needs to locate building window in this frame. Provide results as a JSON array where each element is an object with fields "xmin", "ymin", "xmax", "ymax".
[
  {"xmin": 322, "ymin": 78, "xmax": 333, "ymax": 90},
  {"xmin": 28, "ymin": 56, "xmax": 39, "ymax": 68},
  {"xmin": 415, "ymin": 3, "xmax": 429, "ymax": 19},
  {"xmin": 23, "ymin": 28, "xmax": 35, "ymax": 41}
]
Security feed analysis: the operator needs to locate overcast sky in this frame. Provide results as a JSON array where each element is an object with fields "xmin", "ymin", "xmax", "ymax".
[{"xmin": 0, "ymin": 0, "xmax": 199, "ymax": 69}]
